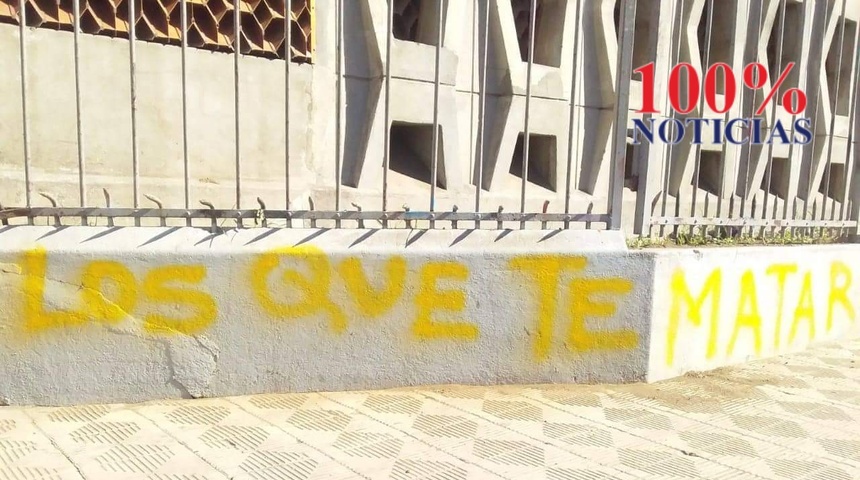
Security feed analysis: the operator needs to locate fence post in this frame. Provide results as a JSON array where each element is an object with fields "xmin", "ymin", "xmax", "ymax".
[
  {"xmin": 632, "ymin": 0, "xmax": 680, "ymax": 236},
  {"xmin": 609, "ymin": 0, "xmax": 637, "ymax": 230}
]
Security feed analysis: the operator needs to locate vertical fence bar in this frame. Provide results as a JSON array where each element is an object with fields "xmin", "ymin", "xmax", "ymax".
[
  {"xmin": 429, "ymin": 0, "xmax": 443, "ymax": 228},
  {"xmin": 72, "ymin": 0, "xmax": 86, "ymax": 208},
  {"xmin": 715, "ymin": 1, "xmax": 745, "ymax": 224},
  {"xmin": 180, "ymin": 0, "xmax": 190, "ymax": 214},
  {"xmin": 821, "ymin": 0, "xmax": 849, "ymax": 232},
  {"xmin": 335, "ymin": 0, "xmax": 343, "ymax": 214},
  {"xmin": 383, "ymin": 0, "xmax": 393, "ymax": 224},
  {"xmin": 520, "ymin": 0, "xmax": 537, "ymax": 228},
  {"xmin": 475, "ymin": 0, "xmax": 490, "ymax": 224},
  {"xmin": 234, "ymin": 0, "xmax": 242, "ymax": 219},
  {"xmin": 564, "ymin": 0, "xmax": 583, "ymax": 227},
  {"xmin": 839, "ymin": 12, "xmax": 860, "ymax": 224},
  {"xmin": 762, "ymin": 0, "xmax": 788, "ymax": 236},
  {"xmin": 610, "ymin": 0, "xmax": 637, "ymax": 230},
  {"xmin": 285, "ymin": 0, "xmax": 292, "ymax": 211},
  {"xmin": 781, "ymin": 0, "xmax": 810, "ymax": 234},
  {"xmin": 738, "ymin": 0, "xmax": 766, "ymax": 236},
  {"xmin": 802, "ymin": 0, "xmax": 827, "ymax": 225},
  {"xmin": 690, "ymin": 0, "xmax": 715, "ymax": 234},
  {"xmin": 658, "ymin": 0, "xmax": 684, "ymax": 237},
  {"xmin": 129, "ymin": 0, "xmax": 139, "ymax": 209},
  {"xmin": 18, "ymin": 0, "xmax": 32, "ymax": 215}
]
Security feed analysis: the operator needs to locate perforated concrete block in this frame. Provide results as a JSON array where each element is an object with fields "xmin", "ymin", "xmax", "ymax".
[
  {"xmin": 349, "ymin": 78, "xmax": 464, "ymax": 193},
  {"xmin": 486, "ymin": 0, "xmax": 578, "ymax": 100},
  {"xmin": 0, "ymin": 0, "xmax": 313, "ymax": 61}
]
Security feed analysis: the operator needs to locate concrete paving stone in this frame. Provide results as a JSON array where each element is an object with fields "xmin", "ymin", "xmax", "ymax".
[{"xmin": 0, "ymin": 339, "xmax": 859, "ymax": 479}]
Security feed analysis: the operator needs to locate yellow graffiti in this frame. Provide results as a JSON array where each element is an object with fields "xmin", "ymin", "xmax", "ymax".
[
  {"xmin": 510, "ymin": 255, "xmax": 636, "ymax": 360},
  {"xmin": 726, "ymin": 271, "xmax": 762, "ymax": 357},
  {"xmin": 249, "ymin": 246, "xmax": 347, "ymax": 332},
  {"xmin": 789, "ymin": 271, "xmax": 815, "ymax": 345},
  {"xmin": 142, "ymin": 265, "xmax": 217, "ymax": 335},
  {"xmin": 828, "ymin": 261, "xmax": 855, "ymax": 331},
  {"xmin": 338, "ymin": 256, "xmax": 406, "ymax": 318},
  {"xmin": 666, "ymin": 268, "xmax": 722, "ymax": 366},
  {"xmin": 766, "ymin": 263, "xmax": 797, "ymax": 348},
  {"xmin": 20, "ymin": 248, "xmax": 216, "ymax": 335},
  {"xmin": 250, "ymin": 248, "xmax": 478, "ymax": 341},
  {"xmin": 510, "ymin": 256, "xmax": 587, "ymax": 359},
  {"xmin": 80, "ymin": 261, "xmax": 138, "ymax": 323},
  {"xmin": 568, "ymin": 278, "xmax": 637, "ymax": 351},
  {"xmin": 22, "ymin": 248, "xmax": 88, "ymax": 331},
  {"xmin": 667, "ymin": 260, "xmax": 859, "ymax": 366},
  {"xmin": 412, "ymin": 262, "xmax": 478, "ymax": 341}
]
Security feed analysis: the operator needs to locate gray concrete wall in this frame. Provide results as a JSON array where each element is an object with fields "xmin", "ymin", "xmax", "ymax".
[{"xmin": 0, "ymin": 225, "xmax": 858, "ymax": 406}]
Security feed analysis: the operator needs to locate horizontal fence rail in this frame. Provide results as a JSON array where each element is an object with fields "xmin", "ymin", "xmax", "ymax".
[{"xmin": 0, "ymin": 0, "xmax": 857, "ymax": 238}]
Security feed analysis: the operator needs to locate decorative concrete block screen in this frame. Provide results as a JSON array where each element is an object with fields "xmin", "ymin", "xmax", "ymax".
[{"xmin": 0, "ymin": 0, "xmax": 314, "ymax": 62}]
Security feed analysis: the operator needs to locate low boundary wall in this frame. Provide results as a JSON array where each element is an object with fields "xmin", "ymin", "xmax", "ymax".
[{"xmin": 0, "ymin": 226, "xmax": 857, "ymax": 406}]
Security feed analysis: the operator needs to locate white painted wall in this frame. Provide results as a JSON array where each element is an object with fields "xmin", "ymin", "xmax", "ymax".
[{"xmin": 648, "ymin": 245, "xmax": 860, "ymax": 382}]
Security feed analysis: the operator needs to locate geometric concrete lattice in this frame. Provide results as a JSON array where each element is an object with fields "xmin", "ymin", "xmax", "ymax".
[{"xmin": 0, "ymin": 0, "xmax": 314, "ymax": 62}]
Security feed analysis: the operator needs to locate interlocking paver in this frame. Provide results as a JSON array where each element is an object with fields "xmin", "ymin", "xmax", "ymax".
[{"xmin": 0, "ymin": 339, "xmax": 858, "ymax": 479}]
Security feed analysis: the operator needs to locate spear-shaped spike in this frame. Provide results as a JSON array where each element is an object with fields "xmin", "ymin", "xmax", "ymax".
[
  {"xmin": 145, "ymin": 194, "xmax": 166, "ymax": 226},
  {"xmin": 39, "ymin": 191, "xmax": 58, "ymax": 207},
  {"xmin": 103, "ymin": 188, "xmax": 114, "ymax": 227},
  {"xmin": 403, "ymin": 204, "xmax": 411, "ymax": 230},
  {"xmin": 144, "ymin": 194, "xmax": 163, "ymax": 209},
  {"xmin": 541, "ymin": 200, "xmax": 549, "ymax": 229},
  {"xmin": 811, "ymin": 198, "xmax": 819, "ymax": 237},
  {"xmin": 39, "ymin": 192, "xmax": 60, "ymax": 227},
  {"xmin": 352, "ymin": 202, "xmax": 364, "ymax": 229},
  {"xmin": 256, "ymin": 197, "xmax": 267, "ymax": 227},
  {"xmin": 200, "ymin": 200, "xmax": 218, "ymax": 234},
  {"xmin": 586, "ymin": 201, "xmax": 594, "ymax": 230}
]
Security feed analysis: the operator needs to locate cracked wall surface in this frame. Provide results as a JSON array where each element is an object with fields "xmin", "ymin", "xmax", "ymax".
[{"xmin": 0, "ymin": 226, "xmax": 859, "ymax": 406}]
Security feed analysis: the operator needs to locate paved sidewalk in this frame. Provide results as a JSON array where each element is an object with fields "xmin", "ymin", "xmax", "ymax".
[{"xmin": 0, "ymin": 341, "xmax": 858, "ymax": 479}]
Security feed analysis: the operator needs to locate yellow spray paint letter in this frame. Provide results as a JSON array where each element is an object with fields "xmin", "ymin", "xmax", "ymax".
[
  {"xmin": 142, "ymin": 265, "xmax": 217, "ymax": 335},
  {"xmin": 250, "ymin": 246, "xmax": 347, "ymax": 332},
  {"xmin": 21, "ymin": 248, "xmax": 88, "ymax": 331},
  {"xmin": 338, "ymin": 256, "xmax": 406, "ymax": 318},
  {"xmin": 509, "ymin": 256, "xmax": 588, "ymax": 360},
  {"xmin": 412, "ymin": 261, "xmax": 478, "ymax": 341},
  {"xmin": 726, "ymin": 270, "xmax": 763, "ymax": 357},
  {"xmin": 666, "ymin": 268, "xmax": 722, "ymax": 366},
  {"xmin": 568, "ymin": 278, "xmax": 637, "ymax": 351}
]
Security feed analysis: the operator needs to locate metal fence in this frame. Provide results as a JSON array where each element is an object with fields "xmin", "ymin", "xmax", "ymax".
[
  {"xmin": 636, "ymin": 0, "xmax": 860, "ymax": 239},
  {"xmin": 0, "ymin": 0, "xmax": 857, "ymax": 239}
]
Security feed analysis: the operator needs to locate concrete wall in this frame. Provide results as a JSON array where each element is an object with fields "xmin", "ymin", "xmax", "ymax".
[
  {"xmin": 649, "ymin": 245, "xmax": 860, "ymax": 381},
  {"xmin": 3, "ymin": 1, "xmax": 857, "ymax": 233},
  {"xmin": 0, "ymin": 225, "xmax": 859, "ymax": 406}
]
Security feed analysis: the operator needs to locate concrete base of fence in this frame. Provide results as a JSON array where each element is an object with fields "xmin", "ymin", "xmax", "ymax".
[{"xmin": 0, "ymin": 226, "xmax": 857, "ymax": 406}]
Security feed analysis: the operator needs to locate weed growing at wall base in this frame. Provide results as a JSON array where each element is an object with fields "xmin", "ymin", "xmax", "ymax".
[{"xmin": 627, "ymin": 229, "xmax": 850, "ymax": 249}]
